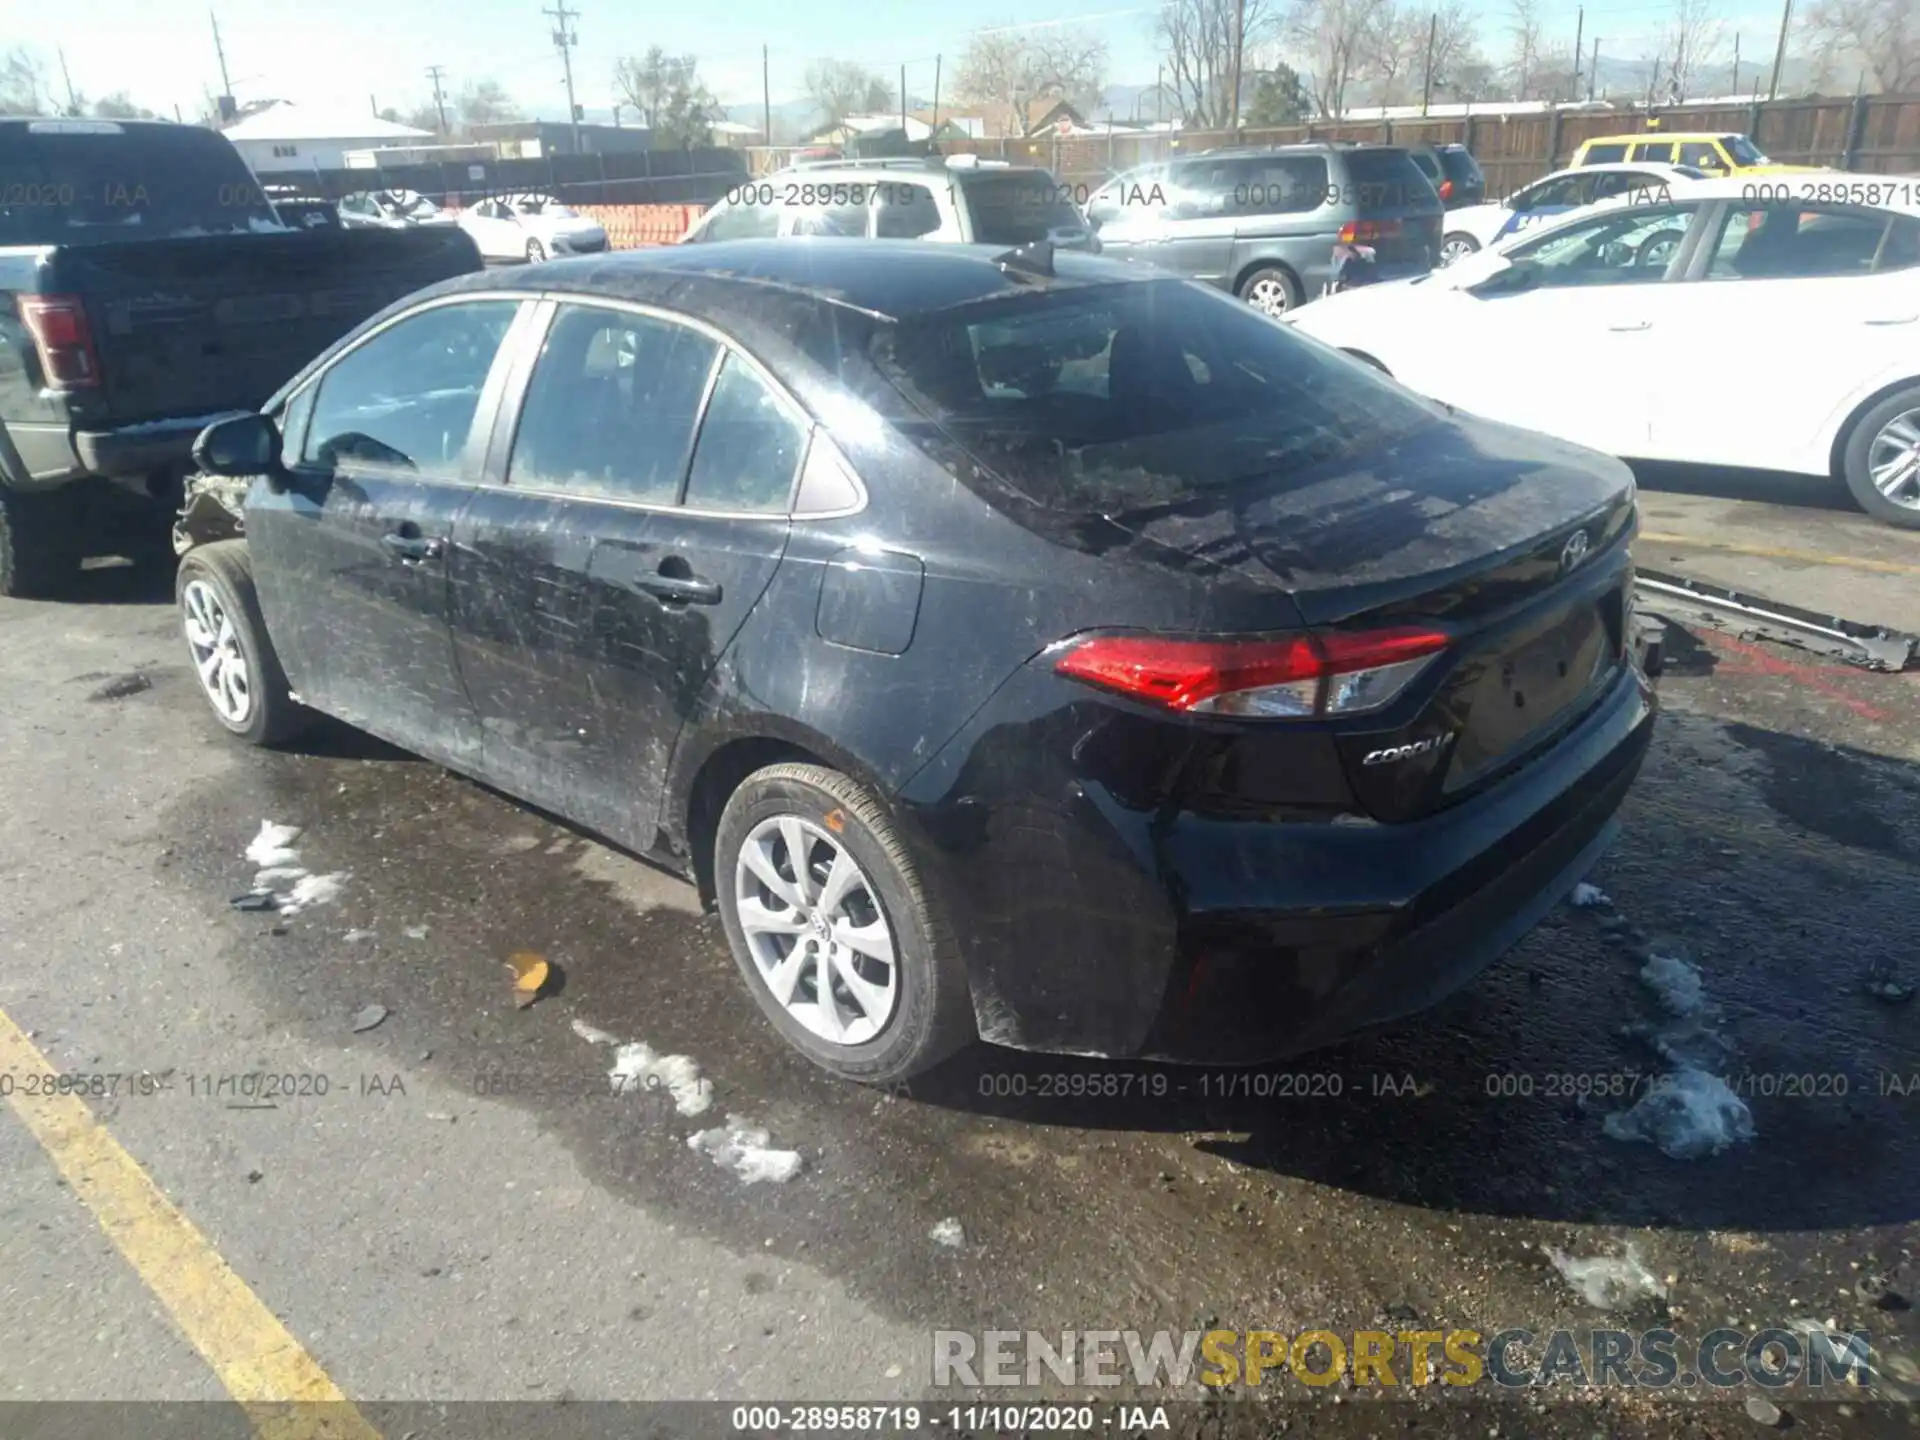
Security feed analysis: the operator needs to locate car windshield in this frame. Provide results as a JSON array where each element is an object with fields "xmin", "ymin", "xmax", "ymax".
[
  {"xmin": 1727, "ymin": 135, "xmax": 1770, "ymax": 165},
  {"xmin": 957, "ymin": 170, "xmax": 1085, "ymax": 243},
  {"xmin": 871, "ymin": 278, "xmax": 1439, "ymax": 517}
]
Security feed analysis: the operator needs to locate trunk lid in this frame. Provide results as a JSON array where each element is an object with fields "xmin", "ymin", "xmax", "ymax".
[
  {"xmin": 1344, "ymin": 147, "xmax": 1445, "ymax": 270},
  {"xmin": 46, "ymin": 227, "xmax": 482, "ymax": 426}
]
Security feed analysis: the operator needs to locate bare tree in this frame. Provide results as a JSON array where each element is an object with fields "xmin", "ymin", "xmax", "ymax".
[
  {"xmin": 612, "ymin": 49, "xmax": 718, "ymax": 146},
  {"xmin": 456, "ymin": 78, "xmax": 521, "ymax": 128},
  {"xmin": 1, "ymin": 47, "xmax": 50, "ymax": 115},
  {"xmin": 1423, "ymin": 0, "xmax": 1490, "ymax": 100},
  {"xmin": 1800, "ymin": 0, "xmax": 1916, "ymax": 91},
  {"xmin": 92, "ymin": 92, "xmax": 156, "ymax": 120},
  {"xmin": 1365, "ymin": 1, "xmax": 1430, "ymax": 105},
  {"xmin": 804, "ymin": 61, "xmax": 891, "ymax": 123},
  {"xmin": 1283, "ymin": 0, "xmax": 1384, "ymax": 117},
  {"xmin": 955, "ymin": 23, "xmax": 1107, "ymax": 132},
  {"xmin": 1502, "ymin": 0, "xmax": 1582, "ymax": 98},
  {"xmin": 1662, "ymin": 0, "xmax": 1726, "ymax": 99}
]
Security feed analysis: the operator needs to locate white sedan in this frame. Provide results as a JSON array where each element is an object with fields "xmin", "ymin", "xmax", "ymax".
[
  {"xmin": 457, "ymin": 193, "xmax": 609, "ymax": 263},
  {"xmin": 1287, "ymin": 176, "xmax": 1920, "ymax": 526},
  {"xmin": 1439, "ymin": 162, "xmax": 1707, "ymax": 265}
]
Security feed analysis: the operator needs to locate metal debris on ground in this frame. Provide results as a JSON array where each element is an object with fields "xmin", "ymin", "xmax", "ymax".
[
  {"xmin": 1545, "ymin": 1243, "xmax": 1668, "ymax": 1310},
  {"xmin": 687, "ymin": 1116, "xmax": 803, "ymax": 1185},
  {"xmin": 1634, "ymin": 569, "xmax": 1918, "ymax": 673},
  {"xmin": 350, "ymin": 1004, "xmax": 389, "ymax": 1033}
]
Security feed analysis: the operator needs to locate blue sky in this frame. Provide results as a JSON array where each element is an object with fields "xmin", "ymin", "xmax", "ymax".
[{"xmin": 17, "ymin": 0, "xmax": 1782, "ymax": 123}]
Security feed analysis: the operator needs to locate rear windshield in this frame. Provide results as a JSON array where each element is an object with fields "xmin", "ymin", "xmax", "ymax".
[
  {"xmin": 1408, "ymin": 150, "xmax": 1443, "ymax": 180},
  {"xmin": 1341, "ymin": 149, "xmax": 1439, "ymax": 212},
  {"xmin": 958, "ymin": 171, "xmax": 1086, "ymax": 244},
  {"xmin": 0, "ymin": 124, "xmax": 281, "ymax": 243},
  {"xmin": 870, "ymin": 278, "xmax": 1438, "ymax": 516},
  {"xmin": 1438, "ymin": 149, "xmax": 1484, "ymax": 183}
]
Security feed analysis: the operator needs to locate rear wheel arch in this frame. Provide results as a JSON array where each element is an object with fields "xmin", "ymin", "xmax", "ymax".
[
  {"xmin": 1233, "ymin": 259, "xmax": 1303, "ymax": 308},
  {"xmin": 1828, "ymin": 374, "xmax": 1920, "ymax": 478},
  {"xmin": 677, "ymin": 724, "xmax": 890, "ymax": 908},
  {"xmin": 1342, "ymin": 348, "xmax": 1392, "ymax": 375}
]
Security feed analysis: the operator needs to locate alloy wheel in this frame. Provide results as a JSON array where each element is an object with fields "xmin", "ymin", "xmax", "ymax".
[
  {"xmin": 182, "ymin": 579, "xmax": 251, "ymax": 725},
  {"xmin": 1440, "ymin": 236, "xmax": 1477, "ymax": 265},
  {"xmin": 1867, "ymin": 407, "xmax": 1920, "ymax": 511},
  {"xmin": 733, "ymin": 815, "xmax": 898, "ymax": 1046},
  {"xmin": 1245, "ymin": 275, "xmax": 1293, "ymax": 317}
]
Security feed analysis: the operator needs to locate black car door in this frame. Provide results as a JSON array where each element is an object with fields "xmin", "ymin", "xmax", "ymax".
[
  {"xmin": 246, "ymin": 296, "xmax": 533, "ymax": 769},
  {"xmin": 448, "ymin": 300, "xmax": 805, "ymax": 852}
]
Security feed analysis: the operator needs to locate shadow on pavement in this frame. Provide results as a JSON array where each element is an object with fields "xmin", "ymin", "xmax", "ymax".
[{"xmin": 1630, "ymin": 460, "xmax": 1852, "ymax": 514}]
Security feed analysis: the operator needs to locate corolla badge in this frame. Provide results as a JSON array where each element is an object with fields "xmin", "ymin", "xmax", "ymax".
[
  {"xmin": 1362, "ymin": 731, "xmax": 1458, "ymax": 766},
  {"xmin": 1560, "ymin": 528, "xmax": 1592, "ymax": 573}
]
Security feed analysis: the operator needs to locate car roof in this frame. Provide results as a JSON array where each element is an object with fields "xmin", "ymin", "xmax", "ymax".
[
  {"xmin": 437, "ymin": 238, "xmax": 1150, "ymax": 320},
  {"xmin": 1663, "ymin": 173, "xmax": 1920, "ymax": 212},
  {"xmin": 1577, "ymin": 131, "xmax": 1736, "ymax": 146},
  {"xmin": 1533, "ymin": 161, "xmax": 1707, "ymax": 181}
]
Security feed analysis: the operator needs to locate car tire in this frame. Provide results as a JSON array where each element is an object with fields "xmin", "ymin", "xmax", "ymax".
[
  {"xmin": 175, "ymin": 540, "xmax": 313, "ymax": 745},
  {"xmin": 526, "ymin": 238, "xmax": 546, "ymax": 264},
  {"xmin": 1440, "ymin": 233, "xmax": 1480, "ymax": 265},
  {"xmin": 1839, "ymin": 384, "xmax": 1920, "ymax": 529},
  {"xmin": 714, "ymin": 762, "xmax": 975, "ymax": 1084},
  {"xmin": 1237, "ymin": 265, "xmax": 1301, "ymax": 318},
  {"xmin": 0, "ymin": 484, "xmax": 82, "ymax": 598},
  {"xmin": 1636, "ymin": 230, "xmax": 1683, "ymax": 270}
]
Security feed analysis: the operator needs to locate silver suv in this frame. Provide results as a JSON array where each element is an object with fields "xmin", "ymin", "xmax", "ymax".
[
  {"xmin": 681, "ymin": 157, "xmax": 1098, "ymax": 251},
  {"xmin": 1086, "ymin": 143, "xmax": 1443, "ymax": 315}
]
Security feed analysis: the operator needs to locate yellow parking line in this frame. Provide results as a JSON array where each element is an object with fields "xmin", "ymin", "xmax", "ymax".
[
  {"xmin": 0, "ymin": 1007, "xmax": 381, "ymax": 1440},
  {"xmin": 1639, "ymin": 532, "xmax": 1920, "ymax": 576}
]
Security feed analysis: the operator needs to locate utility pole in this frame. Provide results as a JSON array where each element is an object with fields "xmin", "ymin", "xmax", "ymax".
[
  {"xmin": 1730, "ymin": 34, "xmax": 1740, "ymax": 95},
  {"xmin": 57, "ymin": 48, "xmax": 80, "ymax": 116},
  {"xmin": 210, "ymin": 9, "xmax": 235, "ymax": 120},
  {"xmin": 1229, "ymin": 0, "xmax": 1246, "ymax": 130},
  {"xmin": 1588, "ymin": 37, "xmax": 1600, "ymax": 101},
  {"xmin": 762, "ymin": 44, "xmax": 771, "ymax": 147},
  {"xmin": 1767, "ymin": 0, "xmax": 1792, "ymax": 100},
  {"xmin": 426, "ymin": 64, "xmax": 449, "ymax": 134},
  {"xmin": 1156, "ymin": 61, "xmax": 1164, "ymax": 124},
  {"xmin": 1421, "ymin": 12, "xmax": 1438, "ymax": 115},
  {"xmin": 932, "ymin": 54, "xmax": 942, "ymax": 131},
  {"xmin": 543, "ymin": 0, "xmax": 582, "ymax": 154},
  {"xmin": 900, "ymin": 64, "xmax": 906, "ymax": 134},
  {"xmin": 1570, "ymin": 7, "xmax": 1584, "ymax": 99}
]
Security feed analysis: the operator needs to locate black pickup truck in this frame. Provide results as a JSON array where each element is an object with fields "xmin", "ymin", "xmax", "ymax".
[{"xmin": 0, "ymin": 117, "xmax": 482, "ymax": 595}]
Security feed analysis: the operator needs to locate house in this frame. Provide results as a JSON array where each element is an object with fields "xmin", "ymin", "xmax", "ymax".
[
  {"xmin": 709, "ymin": 120, "xmax": 762, "ymax": 148},
  {"xmin": 222, "ymin": 101, "xmax": 434, "ymax": 175},
  {"xmin": 917, "ymin": 97, "xmax": 1088, "ymax": 139}
]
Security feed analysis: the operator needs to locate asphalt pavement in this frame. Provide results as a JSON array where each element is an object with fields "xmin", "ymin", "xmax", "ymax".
[{"xmin": 2, "ymin": 476, "xmax": 1918, "ymax": 1438}]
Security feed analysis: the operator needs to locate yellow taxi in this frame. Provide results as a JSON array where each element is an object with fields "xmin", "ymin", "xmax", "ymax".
[{"xmin": 1569, "ymin": 132, "xmax": 1821, "ymax": 175}]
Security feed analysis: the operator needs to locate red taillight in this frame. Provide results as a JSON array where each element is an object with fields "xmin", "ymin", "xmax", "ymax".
[
  {"xmin": 1337, "ymin": 219, "xmax": 1404, "ymax": 245},
  {"xmin": 1439, "ymin": 178, "xmax": 1454, "ymax": 201},
  {"xmin": 1054, "ymin": 628, "xmax": 1450, "ymax": 719},
  {"xmin": 17, "ymin": 295, "xmax": 101, "ymax": 389}
]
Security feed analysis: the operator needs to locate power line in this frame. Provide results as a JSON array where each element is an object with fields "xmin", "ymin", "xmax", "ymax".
[{"xmin": 542, "ymin": 0, "xmax": 582, "ymax": 152}]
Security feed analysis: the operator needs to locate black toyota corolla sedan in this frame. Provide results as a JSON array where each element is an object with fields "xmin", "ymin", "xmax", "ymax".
[{"xmin": 177, "ymin": 238, "xmax": 1655, "ymax": 1083}]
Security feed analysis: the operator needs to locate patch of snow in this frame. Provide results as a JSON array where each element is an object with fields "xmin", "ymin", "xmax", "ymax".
[
  {"xmin": 930, "ymin": 1217, "xmax": 966, "ymax": 1248},
  {"xmin": 1546, "ymin": 1243, "xmax": 1668, "ymax": 1309},
  {"xmin": 609, "ymin": 1041, "xmax": 714, "ymax": 1116},
  {"xmin": 1640, "ymin": 952, "xmax": 1707, "ymax": 1018},
  {"xmin": 278, "ymin": 873, "xmax": 346, "ymax": 915},
  {"xmin": 1569, "ymin": 882, "xmax": 1609, "ymax": 908},
  {"xmin": 688, "ymin": 1115, "xmax": 803, "ymax": 1185},
  {"xmin": 570, "ymin": 1018, "xmax": 621, "ymax": 1047},
  {"xmin": 253, "ymin": 866, "xmax": 307, "ymax": 888},
  {"xmin": 343, "ymin": 929, "xmax": 376, "ymax": 943},
  {"xmin": 1603, "ymin": 1066, "xmax": 1756, "ymax": 1160},
  {"xmin": 403, "ymin": 925, "xmax": 429, "ymax": 940},
  {"xmin": 245, "ymin": 821, "xmax": 303, "ymax": 868}
]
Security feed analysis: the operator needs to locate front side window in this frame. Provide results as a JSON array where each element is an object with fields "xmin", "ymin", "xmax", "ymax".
[
  {"xmin": 872, "ymin": 278, "xmax": 1438, "ymax": 517},
  {"xmin": 1514, "ymin": 175, "xmax": 1587, "ymax": 211},
  {"xmin": 302, "ymin": 300, "xmax": 521, "ymax": 476},
  {"xmin": 683, "ymin": 354, "xmax": 807, "ymax": 512},
  {"xmin": 1677, "ymin": 141, "xmax": 1728, "ymax": 171},
  {"xmin": 508, "ymin": 304, "xmax": 719, "ymax": 503},
  {"xmin": 1703, "ymin": 203, "xmax": 1920, "ymax": 280},
  {"xmin": 1496, "ymin": 204, "xmax": 1698, "ymax": 288},
  {"xmin": 1727, "ymin": 136, "xmax": 1769, "ymax": 166},
  {"xmin": 699, "ymin": 199, "xmax": 780, "ymax": 242}
]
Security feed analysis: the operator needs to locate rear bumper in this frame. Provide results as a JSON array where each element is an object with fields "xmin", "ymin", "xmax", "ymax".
[
  {"xmin": 901, "ymin": 660, "xmax": 1655, "ymax": 1064},
  {"xmin": 73, "ymin": 416, "xmax": 241, "ymax": 496}
]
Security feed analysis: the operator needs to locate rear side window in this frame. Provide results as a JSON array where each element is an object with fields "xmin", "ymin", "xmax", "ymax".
[
  {"xmin": 683, "ymin": 354, "xmax": 807, "ymax": 512},
  {"xmin": 0, "ymin": 124, "xmax": 279, "ymax": 243},
  {"xmin": 1340, "ymin": 150, "xmax": 1437, "ymax": 212},
  {"xmin": 874, "ymin": 182, "xmax": 942, "ymax": 239},
  {"xmin": 871, "ymin": 278, "xmax": 1437, "ymax": 516},
  {"xmin": 1408, "ymin": 151, "xmax": 1443, "ymax": 182},
  {"xmin": 1226, "ymin": 155, "xmax": 1330, "ymax": 216},
  {"xmin": 509, "ymin": 304, "xmax": 719, "ymax": 503},
  {"xmin": 1438, "ymin": 149, "xmax": 1484, "ymax": 185},
  {"xmin": 1633, "ymin": 142, "xmax": 1675, "ymax": 162},
  {"xmin": 303, "ymin": 301, "xmax": 520, "ymax": 477},
  {"xmin": 1582, "ymin": 143, "xmax": 1629, "ymax": 164},
  {"xmin": 959, "ymin": 171, "xmax": 1084, "ymax": 243},
  {"xmin": 1704, "ymin": 204, "xmax": 1920, "ymax": 279}
]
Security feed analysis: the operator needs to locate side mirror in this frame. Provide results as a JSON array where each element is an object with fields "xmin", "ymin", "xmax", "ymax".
[{"xmin": 192, "ymin": 412, "xmax": 283, "ymax": 479}]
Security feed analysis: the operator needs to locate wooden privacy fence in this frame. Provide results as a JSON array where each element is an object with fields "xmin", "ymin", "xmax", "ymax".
[{"xmin": 944, "ymin": 92, "xmax": 1920, "ymax": 196}]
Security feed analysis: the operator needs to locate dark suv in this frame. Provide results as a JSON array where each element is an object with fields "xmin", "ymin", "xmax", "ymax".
[
  {"xmin": 1408, "ymin": 143, "xmax": 1487, "ymax": 209},
  {"xmin": 1085, "ymin": 143, "xmax": 1443, "ymax": 316}
]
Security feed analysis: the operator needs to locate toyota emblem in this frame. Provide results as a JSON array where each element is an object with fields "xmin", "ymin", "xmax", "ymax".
[{"xmin": 1559, "ymin": 529, "xmax": 1592, "ymax": 573}]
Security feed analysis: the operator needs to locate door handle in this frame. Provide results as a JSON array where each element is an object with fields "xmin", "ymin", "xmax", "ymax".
[
  {"xmin": 1608, "ymin": 320, "xmax": 1652, "ymax": 332},
  {"xmin": 381, "ymin": 531, "xmax": 443, "ymax": 562},
  {"xmin": 1863, "ymin": 315, "xmax": 1918, "ymax": 326},
  {"xmin": 631, "ymin": 572, "xmax": 722, "ymax": 605}
]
